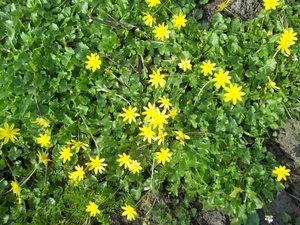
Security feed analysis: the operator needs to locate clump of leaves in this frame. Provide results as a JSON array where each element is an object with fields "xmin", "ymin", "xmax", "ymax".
[{"xmin": 0, "ymin": 0, "xmax": 299, "ymax": 225}]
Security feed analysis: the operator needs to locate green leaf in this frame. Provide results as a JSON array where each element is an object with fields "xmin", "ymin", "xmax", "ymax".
[
  {"xmin": 230, "ymin": 218, "xmax": 241, "ymax": 225},
  {"xmin": 16, "ymin": 97, "xmax": 33, "ymax": 116},
  {"xmin": 131, "ymin": 188, "xmax": 142, "ymax": 200},
  {"xmin": 241, "ymin": 149, "xmax": 251, "ymax": 165},
  {"xmin": 209, "ymin": 32, "xmax": 219, "ymax": 45},
  {"xmin": 0, "ymin": 90, "xmax": 10, "ymax": 100},
  {"xmin": 231, "ymin": 19, "xmax": 241, "ymax": 32},
  {"xmin": 251, "ymin": 198, "xmax": 263, "ymax": 209},
  {"xmin": 0, "ymin": 157, "xmax": 6, "ymax": 170},
  {"xmin": 0, "ymin": 11, "xmax": 9, "ymax": 19},
  {"xmin": 28, "ymin": 61, "xmax": 37, "ymax": 72},
  {"xmin": 212, "ymin": 13, "xmax": 224, "ymax": 25},
  {"xmin": 62, "ymin": 114, "xmax": 74, "ymax": 125},
  {"xmin": 246, "ymin": 212, "xmax": 259, "ymax": 225},
  {"xmin": 266, "ymin": 58, "xmax": 277, "ymax": 70},
  {"xmin": 199, "ymin": 0, "xmax": 209, "ymax": 4},
  {"xmin": 8, "ymin": 148, "xmax": 22, "ymax": 161},
  {"xmin": 46, "ymin": 197, "xmax": 56, "ymax": 206},
  {"xmin": 193, "ymin": 8, "xmax": 203, "ymax": 20},
  {"xmin": 229, "ymin": 187, "xmax": 242, "ymax": 198},
  {"xmin": 81, "ymin": 2, "xmax": 89, "ymax": 13},
  {"xmin": 189, "ymin": 114, "xmax": 198, "ymax": 128},
  {"xmin": 50, "ymin": 23, "xmax": 59, "ymax": 31},
  {"xmin": 295, "ymin": 216, "xmax": 300, "ymax": 225},
  {"xmin": 20, "ymin": 32, "xmax": 31, "ymax": 43},
  {"xmin": 283, "ymin": 212, "xmax": 292, "ymax": 222}
]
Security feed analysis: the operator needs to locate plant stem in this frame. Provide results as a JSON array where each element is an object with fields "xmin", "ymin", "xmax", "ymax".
[
  {"xmin": 80, "ymin": 115, "xmax": 100, "ymax": 155},
  {"xmin": 193, "ymin": 80, "xmax": 212, "ymax": 107},
  {"xmin": 97, "ymin": 88, "xmax": 130, "ymax": 105}
]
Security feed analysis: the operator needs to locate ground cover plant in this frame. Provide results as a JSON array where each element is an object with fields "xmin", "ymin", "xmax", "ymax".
[{"xmin": 0, "ymin": 0, "xmax": 299, "ymax": 224}]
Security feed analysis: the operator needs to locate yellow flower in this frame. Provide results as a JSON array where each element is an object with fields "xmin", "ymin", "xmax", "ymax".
[
  {"xmin": 85, "ymin": 156, "xmax": 107, "ymax": 175},
  {"xmin": 158, "ymin": 96, "xmax": 172, "ymax": 111},
  {"xmin": 128, "ymin": 160, "xmax": 142, "ymax": 174},
  {"xmin": 264, "ymin": 76, "xmax": 280, "ymax": 94},
  {"xmin": 68, "ymin": 171, "xmax": 78, "ymax": 182},
  {"xmin": 36, "ymin": 134, "xmax": 51, "ymax": 147},
  {"xmin": 149, "ymin": 69, "xmax": 166, "ymax": 88},
  {"xmin": 200, "ymin": 60, "xmax": 216, "ymax": 76},
  {"xmin": 223, "ymin": 83, "xmax": 246, "ymax": 105},
  {"xmin": 17, "ymin": 197, "xmax": 22, "ymax": 204},
  {"xmin": 142, "ymin": 102, "xmax": 158, "ymax": 121},
  {"xmin": 75, "ymin": 165, "xmax": 85, "ymax": 181},
  {"xmin": 117, "ymin": 153, "xmax": 132, "ymax": 169},
  {"xmin": 263, "ymin": 0, "xmax": 279, "ymax": 10},
  {"xmin": 59, "ymin": 146, "xmax": 73, "ymax": 164},
  {"xmin": 149, "ymin": 108, "xmax": 168, "ymax": 130},
  {"xmin": 277, "ymin": 37, "xmax": 292, "ymax": 55},
  {"xmin": 155, "ymin": 129, "xmax": 167, "ymax": 146},
  {"xmin": 171, "ymin": 12, "xmax": 187, "ymax": 30},
  {"xmin": 122, "ymin": 204, "xmax": 137, "ymax": 221},
  {"xmin": 212, "ymin": 69, "xmax": 231, "ymax": 89},
  {"xmin": 155, "ymin": 148, "xmax": 171, "ymax": 165},
  {"xmin": 11, "ymin": 180, "xmax": 22, "ymax": 197},
  {"xmin": 178, "ymin": 58, "xmax": 192, "ymax": 72},
  {"xmin": 0, "ymin": 123, "xmax": 20, "ymax": 144},
  {"xmin": 217, "ymin": 0, "xmax": 231, "ymax": 12},
  {"xmin": 32, "ymin": 117, "xmax": 50, "ymax": 128},
  {"xmin": 281, "ymin": 28, "xmax": 298, "ymax": 44},
  {"xmin": 120, "ymin": 106, "xmax": 140, "ymax": 124},
  {"xmin": 272, "ymin": 165, "xmax": 290, "ymax": 181},
  {"xmin": 142, "ymin": 12, "xmax": 156, "ymax": 27},
  {"xmin": 153, "ymin": 23, "xmax": 170, "ymax": 41},
  {"xmin": 85, "ymin": 53, "xmax": 101, "ymax": 72},
  {"xmin": 68, "ymin": 165, "xmax": 85, "ymax": 182},
  {"xmin": 146, "ymin": 0, "xmax": 160, "ymax": 7},
  {"xmin": 168, "ymin": 109, "xmax": 178, "ymax": 120},
  {"xmin": 67, "ymin": 139, "xmax": 89, "ymax": 153},
  {"xmin": 174, "ymin": 130, "xmax": 190, "ymax": 146},
  {"xmin": 277, "ymin": 28, "xmax": 297, "ymax": 55},
  {"xmin": 266, "ymin": 76, "xmax": 280, "ymax": 89},
  {"xmin": 36, "ymin": 151, "xmax": 51, "ymax": 166},
  {"xmin": 86, "ymin": 201, "xmax": 100, "ymax": 217},
  {"xmin": 139, "ymin": 125, "xmax": 156, "ymax": 143}
]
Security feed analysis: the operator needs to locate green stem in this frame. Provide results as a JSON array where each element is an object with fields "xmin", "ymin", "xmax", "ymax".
[
  {"xmin": 44, "ymin": 165, "xmax": 48, "ymax": 187},
  {"xmin": 260, "ymin": 13, "xmax": 266, "ymax": 30},
  {"xmin": 33, "ymin": 84, "xmax": 42, "ymax": 116},
  {"xmin": 282, "ymin": 102, "xmax": 294, "ymax": 121},
  {"xmin": 150, "ymin": 156, "xmax": 156, "ymax": 192},
  {"xmin": 154, "ymin": 0, "xmax": 170, "ymax": 15},
  {"xmin": 193, "ymin": 80, "xmax": 212, "ymax": 107},
  {"xmin": 20, "ymin": 165, "xmax": 38, "ymax": 187},
  {"xmin": 97, "ymin": 88, "xmax": 130, "ymax": 105},
  {"xmin": 104, "ymin": 68, "xmax": 126, "ymax": 86},
  {"xmin": 273, "ymin": 49, "xmax": 279, "ymax": 58},
  {"xmin": 80, "ymin": 115, "xmax": 100, "ymax": 155}
]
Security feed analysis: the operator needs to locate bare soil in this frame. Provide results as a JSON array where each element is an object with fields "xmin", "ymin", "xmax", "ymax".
[{"xmin": 201, "ymin": 0, "xmax": 262, "ymax": 22}]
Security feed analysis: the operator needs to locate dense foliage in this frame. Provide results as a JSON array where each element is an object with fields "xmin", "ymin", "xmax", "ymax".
[{"xmin": 0, "ymin": 0, "xmax": 299, "ymax": 224}]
